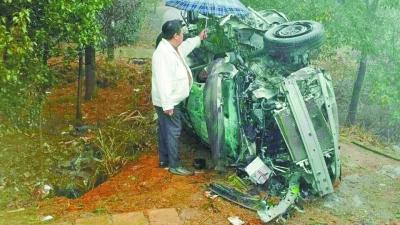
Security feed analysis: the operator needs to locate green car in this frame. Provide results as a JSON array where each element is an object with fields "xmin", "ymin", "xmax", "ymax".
[{"xmin": 181, "ymin": 8, "xmax": 340, "ymax": 223}]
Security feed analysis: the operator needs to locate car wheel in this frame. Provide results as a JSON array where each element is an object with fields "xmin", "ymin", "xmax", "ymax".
[
  {"xmin": 264, "ymin": 20, "xmax": 325, "ymax": 57},
  {"xmin": 204, "ymin": 59, "xmax": 226, "ymax": 166}
]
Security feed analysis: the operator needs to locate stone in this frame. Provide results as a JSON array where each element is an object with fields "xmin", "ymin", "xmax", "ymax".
[
  {"xmin": 179, "ymin": 208, "xmax": 202, "ymax": 222},
  {"xmin": 112, "ymin": 212, "xmax": 149, "ymax": 225},
  {"xmin": 148, "ymin": 208, "xmax": 182, "ymax": 225},
  {"xmin": 75, "ymin": 215, "xmax": 110, "ymax": 225}
]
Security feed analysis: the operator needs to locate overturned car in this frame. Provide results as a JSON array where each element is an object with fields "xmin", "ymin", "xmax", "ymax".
[{"xmin": 179, "ymin": 7, "xmax": 340, "ymax": 223}]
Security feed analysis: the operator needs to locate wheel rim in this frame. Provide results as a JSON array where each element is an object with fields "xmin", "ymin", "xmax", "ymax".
[{"xmin": 275, "ymin": 22, "xmax": 312, "ymax": 38}]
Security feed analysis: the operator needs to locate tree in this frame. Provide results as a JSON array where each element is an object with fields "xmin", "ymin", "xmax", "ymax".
[
  {"xmin": 328, "ymin": 0, "xmax": 399, "ymax": 126},
  {"xmin": 243, "ymin": 0, "xmax": 400, "ymax": 127},
  {"xmin": 99, "ymin": 0, "xmax": 153, "ymax": 59},
  {"xmin": 85, "ymin": 0, "xmax": 155, "ymax": 99},
  {"xmin": 0, "ymin": 0, "xmax": 111, "ymax": 125},
  {"xmin": 85, "ymin": 45, "xmax": 96, "ymax": 101},
  {"xmin": 46, "ymin": 0, "xmax": 111, "ymax": 121},
  {"xmin": 365, "ymin": 8, "xmax": 400, "ymax": 139},
  {"xmin": 334, "ymin": 0, "xmax": 379, "ymax": 126},
  {"xmin": 0, "ymin": 6, "xmax": 51, "ymax": 126}
]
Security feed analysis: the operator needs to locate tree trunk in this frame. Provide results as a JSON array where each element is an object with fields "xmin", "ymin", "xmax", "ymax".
[
  {"xmin": 106, "ymin": 37, "xmax": 115, "ymax": 60},
  {"xmin": 42, "ymin": 42, "xmax": 50, "ymax": 65},
  {"xmin": 76, "ymin": 49, "xmax": 83, "ymax": 124},
  {"xmin": 84, "ymin": 45, "xmax": 96, "ymax": 100},
  {"xmin": 346, "ymin": 53, "xmax": 368, "ymax": 126}
]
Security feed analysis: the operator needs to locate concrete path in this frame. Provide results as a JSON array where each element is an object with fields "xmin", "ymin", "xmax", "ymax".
[{"xmin": 58, "ymin": 208, "xmax": 183, "ymax": 225}]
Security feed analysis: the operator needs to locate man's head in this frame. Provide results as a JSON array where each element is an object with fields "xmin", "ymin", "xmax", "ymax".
[{"xmin": 161, "ymin": 19, "xmax": 184, "ymax": 48}]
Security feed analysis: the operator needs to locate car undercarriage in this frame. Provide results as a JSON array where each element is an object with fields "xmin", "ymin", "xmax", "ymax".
[{"xmin": 179, "ymin": 7, "xmax": 340, "ymax": 223}]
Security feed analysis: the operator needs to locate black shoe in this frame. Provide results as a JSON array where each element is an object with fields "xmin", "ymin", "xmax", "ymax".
[
  {"xmin": 159, "ymin": 161, "xmax": 169, "ymax": 168},
  {"xmin": 169, "ymin": 166, "xmax": 194, "ymax": 176}
]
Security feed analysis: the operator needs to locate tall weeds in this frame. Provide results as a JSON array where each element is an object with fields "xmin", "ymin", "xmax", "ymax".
[{"xmin": 93, "ymin": 110, "xmax": 154, "ymax": 177}]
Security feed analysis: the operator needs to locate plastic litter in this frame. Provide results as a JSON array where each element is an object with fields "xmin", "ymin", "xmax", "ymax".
[
  {"xmin": 41, "ymin": 215, "xmax": 54, "ymax": 222},
  {"xmin": 7, "ymin": 208, "xmax": 25, "ymax": 213},
  {"xmin": 245, "ymin": 157, "xmax": 272, "ymax": 184},
  {"xmin": 227, "ymin": 216, "xmax": 245, "ymax": 225},
  {"xmin": 204, "ymin": 191, "xmax": 218, "ymax": 199}
]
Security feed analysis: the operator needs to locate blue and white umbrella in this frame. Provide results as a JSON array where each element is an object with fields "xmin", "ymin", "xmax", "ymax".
[{"xmin": 165, "ymin": 0, "xmax": 250, "ymax": 17}]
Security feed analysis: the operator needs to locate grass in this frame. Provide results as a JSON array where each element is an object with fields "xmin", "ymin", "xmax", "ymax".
[
  {"xmin": 93, "ymin": 110, "xmax": 155, "ymax": 177},
  {"xmin": 340, "ymin": 125, "xmax": 400, "ymax": 160},
  {"xmin": 0, "ymin": 208, "xmax": 43, "ymax": 225},
  {"xmin": 114, "ymin": 46, "xmax": 154, "ymax": 59}
]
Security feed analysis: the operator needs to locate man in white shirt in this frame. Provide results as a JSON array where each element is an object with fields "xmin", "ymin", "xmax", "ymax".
[{"xmin": 152, "ymin": 19, "xmax": 207, "ymax": 176}]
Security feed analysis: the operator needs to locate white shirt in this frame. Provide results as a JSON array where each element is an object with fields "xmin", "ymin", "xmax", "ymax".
[{"xmin": 151, "ymin": 36, "xmax": 201, "ymax": 111}]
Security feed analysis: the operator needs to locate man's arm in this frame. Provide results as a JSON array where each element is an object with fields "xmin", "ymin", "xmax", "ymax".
[{"xmin": 178, "ymin": 30, "xmax": 207, "ymax": 57}]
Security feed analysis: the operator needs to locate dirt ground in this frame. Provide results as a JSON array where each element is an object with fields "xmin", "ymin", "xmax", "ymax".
[
  {"xmin": 1, "ymin": 125, "xmax": 399, "ymax": 225},
  {"xmin": 26, "ymin": 133, "xmax": 398, "ymax": 225}
]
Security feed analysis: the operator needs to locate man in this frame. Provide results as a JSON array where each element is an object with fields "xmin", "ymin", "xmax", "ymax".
[{"xmin": 152, "ymin": 19, "xmax": 207, "ymax": 176}]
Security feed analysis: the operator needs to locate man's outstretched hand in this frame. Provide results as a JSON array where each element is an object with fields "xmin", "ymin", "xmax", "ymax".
[{"xmin": 199, "ymin": 29, "xmax": 208, "ymax": 40}]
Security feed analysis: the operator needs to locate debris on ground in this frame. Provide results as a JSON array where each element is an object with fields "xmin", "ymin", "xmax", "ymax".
[
  {"xmin": 41, "ymin": 215, "xmax": 54, "ymax": 222},
  {"xmin": 7, "ymin": 208, "xmax": 25, "ymax": 213},
  {"xmin": 227, "ymin": 216, "xmax": 245, "ymax": 225},
  {"xmin": 204, "ymin": 191, "xmax": 218, "ymax": 199},
  {"xmin": 244, "ymin": 157, "xmax": 272, "ymax": 185},
  {"xmin": 33, "ymin": 184, "xmax": 53, "ymax": 200}
]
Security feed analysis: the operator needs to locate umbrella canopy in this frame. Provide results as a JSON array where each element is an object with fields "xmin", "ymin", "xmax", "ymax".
[{"xmin": 165, "ymin": 0, "xmax": 249, "ymax": 17}]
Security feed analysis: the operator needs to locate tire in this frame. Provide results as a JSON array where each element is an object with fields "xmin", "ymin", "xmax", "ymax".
[
  {"xmin": 204, "ymin": 59, "xmax": 226, "ymax": 165},
  {"xmin": 264, "ymin": 20, "xmax": 325, "ymax": 57}
]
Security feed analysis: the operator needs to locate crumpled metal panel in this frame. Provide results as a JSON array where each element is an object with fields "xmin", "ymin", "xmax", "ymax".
[
  {"xmin": 281, "ymin": 70, "xmax": 334, "ymax": 196},
  {"xmin": 186, "ymin": 83, "xmax": 209, "ymax": 143},
  {"xmin": 274, "ymin": 99, "xmax": 334, "ymax": 163}
]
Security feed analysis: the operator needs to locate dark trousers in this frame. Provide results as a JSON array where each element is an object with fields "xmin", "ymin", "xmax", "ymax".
[{"xmin": 155, "ymin": 103, "xmax": 183, "ymax": 168}]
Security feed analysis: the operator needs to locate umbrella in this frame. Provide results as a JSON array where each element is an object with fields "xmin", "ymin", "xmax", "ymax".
[{"xmin": 165, "ymin": 0, "xmax": 250, "ymax": 17}]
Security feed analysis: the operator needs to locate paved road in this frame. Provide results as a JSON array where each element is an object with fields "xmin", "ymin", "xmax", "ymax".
[
  {"xmin": 57, "ymin": 208, "xmax": 182, "ymax": 225},
  {"xmin": 115, "ymin": 0, "xmax": 182, "ymax": 59}
]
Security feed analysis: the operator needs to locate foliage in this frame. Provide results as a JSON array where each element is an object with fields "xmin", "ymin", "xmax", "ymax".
[
  {"xmin": 0, "ymin": 0, "xmax": 112, "ymax": 127},
  {"xmin": 0, "ymin": 7, "xmax": 52, "ymax": 126},
  {"xmin": 99, "ymin": 0, "xmax": 159, "ymax": 58},
  {"xmin": 1, "ymin": 0, "xmax": 158, "ymax": 127},
  {"xmin": 367, "ymin": 9, "xmax": 400, "ymax": 114},
  {"xmin": 242, "ymin": 0, "xmax": 335, "ymax": 22},
  {"xmin": 337, "ymin": 1, "xmax": 400, "ymax": 139},
  {"xmin": 45, "ymin": 0, "xmax": 111, "ymax": 47},
  {"xmin": 243, "ymin": 0, "xmax": 400, "ymax": 142},
  {"xmin": 100, "ymin": 0, "xmax": 140, "ymax": 46}
]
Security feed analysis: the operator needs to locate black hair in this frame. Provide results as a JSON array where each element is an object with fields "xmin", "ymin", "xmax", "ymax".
[
  {"xmin": 155, "ymin": 33, "xmax": 163, "ymax": 48},
  {"xmin": 161, "ymin": 19, "xmax": 183, "ymax": 40}
]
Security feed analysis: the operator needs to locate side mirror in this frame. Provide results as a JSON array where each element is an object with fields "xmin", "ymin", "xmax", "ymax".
[{"xmin": 187, "ymin": 11, "xmax": 199, "ymax": 24}]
